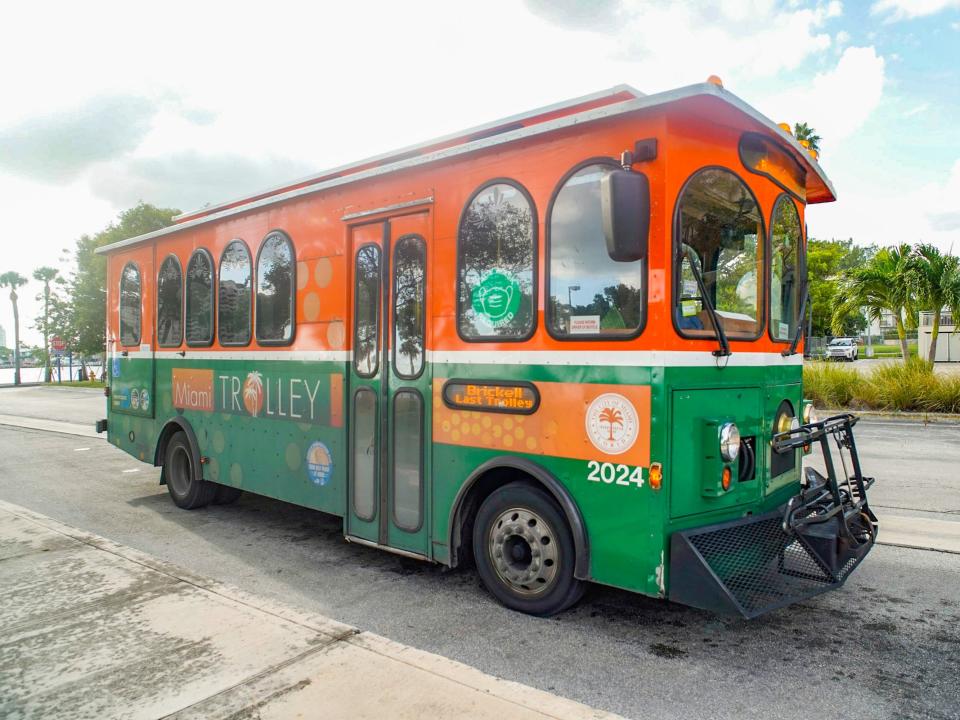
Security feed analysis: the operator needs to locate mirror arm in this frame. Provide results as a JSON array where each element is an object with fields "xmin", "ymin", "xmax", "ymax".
[
  {"xmin": 783, "ymin": 282, "xmax": 809, "ymax": 357},
  {"xmin": 684, "ymin": 248, "xmax": 731, "ymax": 358}
]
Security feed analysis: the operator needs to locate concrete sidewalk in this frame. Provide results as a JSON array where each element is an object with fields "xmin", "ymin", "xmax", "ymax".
[{"xmin": 0, "ymin": 500, "xmax": 621, "ymax": 720}]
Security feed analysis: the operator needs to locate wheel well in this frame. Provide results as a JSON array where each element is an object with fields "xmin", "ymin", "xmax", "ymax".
[
  {"xmin": 154, "ymin": 418, "xmax": 200, "ymax": 486},
  {"xmin": 449, "ymin": 458, "xmax": 590, "ymax": 580}
]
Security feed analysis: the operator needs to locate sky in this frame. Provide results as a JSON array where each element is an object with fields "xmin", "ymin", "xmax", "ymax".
[{"xmin": 1, "ymin": 0, "xmax": 958, "ymax": 346}]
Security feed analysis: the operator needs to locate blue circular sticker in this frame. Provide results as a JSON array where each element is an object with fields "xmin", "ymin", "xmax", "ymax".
[{"xmin": 306, "ymin": 441, "xmax": 333, "ymax": 487}]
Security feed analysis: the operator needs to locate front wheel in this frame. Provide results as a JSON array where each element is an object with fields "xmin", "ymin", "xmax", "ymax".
[
  {"xmin": 164, "ymin": 432, "xmax": 216, "ymax": 509},
  {"xmin": 472, "ymin": 482, "xmax": 584, "ymax": 616}
]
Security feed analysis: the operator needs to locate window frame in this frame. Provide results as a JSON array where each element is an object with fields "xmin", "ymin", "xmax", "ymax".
[
  {"xmin": 545, "ymin": 157, "xmax": 647, "ymax": 341},
  {"xmin": 353, "ymin": 242, "xmax": 382, "ymax": 378},
  {"xmin": 455, "ymin": 177, "xmax": 539, "ymax": 343},
  {"xmin": 185, "ymin": 248, "xmax": 216, "ymax": 348},
  {"xmin": 392, "ymin": 234, "xmax": 427, "ymax": 380},
  {"xmin": 390, "ymin": 388, "xmax": 424, "ymax": 533},
  {"xmin": 218, "ymin": 238, "xmax": 253, "ymax": 348},
  {"xmin": 738, "ymin": 132, "xmax": 807, "ymax": 203},
  {"xmin": 767, "ymin": 193, "xmax": 805, "ymax": 345},
  {"xmin": 118, "ymin": 261, "xmax": 142, "ymax": 347},
  {"xmin": 156, "ymin": 254, "xmax": 183, "ymax": 348},
  {"xmin": 671, "ymin": 165, "xmax": 767, "ymax": 343},
  {"xmin": 254, "ymin": 229, "xmax": 297, "ymax": 347},
  {"xmin": 350, "ymin": 385, "xmax": 379, "ymax": 522}
]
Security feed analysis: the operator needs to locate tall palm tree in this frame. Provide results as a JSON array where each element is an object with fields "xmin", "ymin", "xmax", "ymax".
[
  {"xmin": 793, "ymin": 122, "xmax": 822, "ymax": 153},
  {"xmin": 0, "ymin": 272, "xmax": 29, "ymax": 385},
  {"xmin": 33, "ymin": 266, "xmax": 60, "ymax": 382},
  {"xmin": 832, "ymin": 244, "xmax": 916, "ymax": 361},
  {"xmin": 910, "ymin": 244, "xmax": 960, "ymax": 363}
]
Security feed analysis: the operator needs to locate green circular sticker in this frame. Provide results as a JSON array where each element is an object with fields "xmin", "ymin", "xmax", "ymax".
[{"xmin": 471, "ymin": 270, "xmax": 520, "ymax": 328}]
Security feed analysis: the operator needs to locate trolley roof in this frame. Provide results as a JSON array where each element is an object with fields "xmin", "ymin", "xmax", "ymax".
[{"xmin": 97, "ymin": 82, "xmax": 835, "ymax": 256}]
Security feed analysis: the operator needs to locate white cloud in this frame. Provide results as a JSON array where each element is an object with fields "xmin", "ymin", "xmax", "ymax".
[
  {"xmin": 871, "ymin": 0, "xmax": 960, "ymax": 21},
  {"xmin": 825, "ymin": 0, "xmax": 844, "ymax": 18},
  {"xmin": 903, "ymin": 102, "xmax": 931, "ymax": 117},
  {"xmin": 758, "ymin": 46, "xmax": 886, "ymax": 147}
]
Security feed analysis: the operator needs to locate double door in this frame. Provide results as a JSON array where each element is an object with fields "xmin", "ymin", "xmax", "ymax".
[{"xmin": 347, "ymin": 212, "xmax": 431, "ymax": 557}]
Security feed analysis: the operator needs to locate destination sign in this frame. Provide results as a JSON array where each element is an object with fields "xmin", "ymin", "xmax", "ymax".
[{"xmin": 442, "ymin": 380, "xmax": 539, "ymax": 414}]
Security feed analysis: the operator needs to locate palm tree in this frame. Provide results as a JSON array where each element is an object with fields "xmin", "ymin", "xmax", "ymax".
[
  {"xmin": 910, "ymin": 244, "xmax": 960, "ymax": 363},
  {"xmin": 599, "ymin": 407, "xmax": 624, "ymax": 442},
  {"xmin": 0, "ymin": 272, "xmax": 29, "ymax": 385},
  {"xmin": 33, "ymin": 266, "xmax": 60, "ymax": 382},
  {"xmin": 793, "ymin": 122, "xmax": 822, "ymax": 153},
  {"xmin": 832, "ymin": 244, "xmax": 916, "ymax": 361}
]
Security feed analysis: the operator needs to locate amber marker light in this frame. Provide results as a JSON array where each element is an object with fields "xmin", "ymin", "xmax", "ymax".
[
  {"xmin": 721, "ymin": 466, "xmax": 732, "ymax": 491},
  {"xmin": 799, "ymin": 139, "xmax": 810, "ymax": 148},
  {"xmin": 778, "ymin": 122, "xmax": 792, "ymax": 134},
  {"xmin": 649, "ymin": 462, "xmax": 663, "ymax": 490},
  {"xmin": 707, "ymin": 74, "xmax": 724, "ymax": 87}
]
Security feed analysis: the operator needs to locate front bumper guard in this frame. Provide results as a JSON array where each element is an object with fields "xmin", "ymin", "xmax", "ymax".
[{"xmin": 669, "ymin": 414, "xmax": 878, "ymax": 619}]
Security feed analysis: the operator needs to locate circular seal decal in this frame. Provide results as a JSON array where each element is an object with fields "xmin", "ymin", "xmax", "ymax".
[
  {"xmin": 140, "ymin": 389, "xmax": 150, "ymax": 412},
  {"xmin": 585, "ymin": 393, "xmax": 639, "ymax": 455},
  {"xmin": 306, "ymin": 441, "xmax": 334, "ymax": 486},
  {"xmin": 471, "ymin": 270, "xmax": 520, "ymax": 328},
  {"xmin": 130, "ymin": 388, "xmax": 141, "ymax": 410}
]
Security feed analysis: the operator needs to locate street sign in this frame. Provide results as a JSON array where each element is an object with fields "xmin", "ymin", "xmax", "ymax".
[{"xmin": 51, "ymin": 336, "xmax": 66, "ymax": 352}]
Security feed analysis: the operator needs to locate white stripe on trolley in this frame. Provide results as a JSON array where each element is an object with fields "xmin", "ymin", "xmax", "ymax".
[{"xmin": 110, "ymin": 348, "xmax": 801, "ymax": 368}]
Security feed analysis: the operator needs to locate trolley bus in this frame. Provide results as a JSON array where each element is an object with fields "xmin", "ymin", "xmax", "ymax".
[{"xmin": 97, "ymin": 80, "xmax": 877, "ymax": 618}]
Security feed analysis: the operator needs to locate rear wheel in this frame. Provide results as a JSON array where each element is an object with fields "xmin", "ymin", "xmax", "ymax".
[
  {"xmin": 472, "ymin": 482, "xmax": 584, "ymax": 617},
  {"xmin": 164, "ymin": 432, "xmax": 216, "ymax": 509}
]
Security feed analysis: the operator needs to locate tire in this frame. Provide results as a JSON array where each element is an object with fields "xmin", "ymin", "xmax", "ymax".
[
  {"xmin": 472, "ymin": 482, "xmax": 584, "ymax": 617},
  {"xmin": 164, "ymin": 432, "xmax": 216, "ymax": 509},
  {"xmin": 213, "ymin": 485, "xmax": 243, "ymax": 505}
]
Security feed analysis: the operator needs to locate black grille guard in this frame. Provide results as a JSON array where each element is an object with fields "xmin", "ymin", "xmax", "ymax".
[{"xmin": 669, "ymin": 414, "xmax": 878, "ymax": 618}]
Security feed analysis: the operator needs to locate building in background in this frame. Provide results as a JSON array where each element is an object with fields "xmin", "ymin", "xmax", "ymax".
[
  {"xmin": 0, "ymin": 325, "xmax": 6, "ymax": 349},
  {"xmin": 919, "ymin": 311, "xmax": 959, "ymax": 362}
]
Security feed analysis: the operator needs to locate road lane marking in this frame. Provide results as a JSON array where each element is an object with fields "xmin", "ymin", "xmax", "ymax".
[
  {"xmin": 122, "ymin": 469, "xmax": 140, "ymax": 474},
  {"xmin": 74, "ymin": 447, "xmax": 91, "ymax": 452}
]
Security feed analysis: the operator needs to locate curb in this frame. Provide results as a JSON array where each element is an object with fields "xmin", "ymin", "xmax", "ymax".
[{"xmin": 820, "ymin": 408, "xmax": 960, "ymax": 425}]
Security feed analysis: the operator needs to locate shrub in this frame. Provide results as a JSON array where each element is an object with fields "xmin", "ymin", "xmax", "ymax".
[
  {"xmin": 802, "ymin": 362, "xmax": 863, "ymax": 408},
  {"xmin": 857, "ymin": 358, "xmax": 935, "ymax": 411}
]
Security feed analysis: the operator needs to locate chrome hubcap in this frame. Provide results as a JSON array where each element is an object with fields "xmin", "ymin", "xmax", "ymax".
[{"xmin": 488, "ymin": 507, "xmax": 559, "ymax": 596}]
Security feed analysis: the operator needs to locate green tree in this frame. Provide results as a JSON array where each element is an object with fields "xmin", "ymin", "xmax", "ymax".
[
  {"xmin": 32, "ymin": 266, "xmax": 60, "ymax": 382},
  {"xmin": 806, "ymin": 239, "xmax": 874, "ymax": 336},
  {"xmin": 793, "ymin": 122, "xmax": 822, "ymax": 152},
  {"xmin": 65, "ymin": 203, "xmax": 179, "ymax": 363},
  {"xmin": 0, "ymin": 271, "xmax": 29, "ymax": 385},
  {"xmin": 910, "ymin": 244, "xmax": 960, "ymax": 363},
  {"xmin": 832, "ymin": 244, "xmax": 916, "ymax": 360}
]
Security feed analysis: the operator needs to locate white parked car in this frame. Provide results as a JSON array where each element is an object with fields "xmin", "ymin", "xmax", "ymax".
[{"xmin": 826, "ymin": 337, "xmax": 859, "ymax": 362}]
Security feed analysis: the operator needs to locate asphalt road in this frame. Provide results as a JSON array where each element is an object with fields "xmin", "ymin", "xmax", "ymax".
[{"xmin": 1, "ymin": 388, "xmax": 959, "ymax": 719}]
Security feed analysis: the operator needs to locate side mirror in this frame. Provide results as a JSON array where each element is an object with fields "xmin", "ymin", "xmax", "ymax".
[{"xmin": 601, "ymin": 170, "xmax": 650, "ymax": 262}]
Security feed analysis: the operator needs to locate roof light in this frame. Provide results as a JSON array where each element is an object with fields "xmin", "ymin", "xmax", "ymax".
[
  {"xmin": 808, "ymin": 147, "xmax": 819, "ymax": 161},
  {"xmin": 799, "ymin": 139, "xmax": 810, "ymax": 149},
  {"xmin": 778, "ymin": 123, "xmax": 792, "ymax": 135},
  {"xmin": 707, "ymin": 75, "xmax": 724, "ymax": 88}
]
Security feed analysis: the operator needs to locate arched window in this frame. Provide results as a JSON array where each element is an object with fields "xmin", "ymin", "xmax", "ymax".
[
  {"xmin": 770, "ymin": 195, "xmax": 802, "ymax": 342},
  {"xmin": 548, "ymin": 161, "xmax": 644, "ymax": 338},
  {"xmin": 219, "ymin": 240, "xmax": 252, "ymax": 346},
  {"xmin": 256, "ymin": 231, "xmax": 295, "ymax": 344},
  {"xmin": 186, "ymin": 249, "xmax": 215, "ymax": 346},
  {"xmin": 393, "ymin": 236, "xmax": 426, "ymax": 378},
  {"xmin": 119, "ymin": 262, "xmax": 141, "ymax": 346},
  {"xmin": 674, "ymin": 167, "xmax": 764, "ymax": 339},
  {"xmin": 156, "ymin": 255, "xmax": 183, "ymax": 347},
  {"xmin": 457, "ymin": 181, "xmax": 536, "ymax": 340}
]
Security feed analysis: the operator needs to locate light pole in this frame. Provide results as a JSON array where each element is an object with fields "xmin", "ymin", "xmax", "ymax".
[{"xmin": 567, "ymin": 284, "xmax": 580, "ymax": 309}]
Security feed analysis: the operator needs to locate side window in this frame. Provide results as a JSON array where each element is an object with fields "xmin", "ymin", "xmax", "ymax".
[
  {"xmin": 675, "ymin": 168, "xmax": 763, "ymax": 338},
  {"xmin": 219, "ymin": 240, "xmax": 252, "ymax": 346},
  {"xmin": 354, "ymin": 245, "xmax": 381, "ymax": 376},
  {"xmin": 457, "ymin": 181, "xmax": 535, "ymax": 340},
  {"xmin": 186, "ymin": 249, "xmax": 214, "ymax": 346},
  {"xmin": 256, "ymin": 231, "xmax": 295, "ymax": 344},
  {"xmin": 393, "ymin": 236, "xmax": 426, "ymax": 378},
  {"xmin": 548, "ymin": 163, "xmax": 644, "ymax": 337},
  {"xmin": 119, "ymin": 262, "xmax": 141, "ymax": 346},
  {"xmin": 156, "ymin": 256, "xmax": 182, "ymax": 347},
  {"xmin": 770, "ymin": 196, "xmax": 802, "ymax": 341}
]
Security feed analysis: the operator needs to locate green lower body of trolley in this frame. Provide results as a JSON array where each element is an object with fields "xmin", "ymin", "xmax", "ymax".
[{"xmin": 100, "ymin": 355, "xmax": 876, "ymax": 618}]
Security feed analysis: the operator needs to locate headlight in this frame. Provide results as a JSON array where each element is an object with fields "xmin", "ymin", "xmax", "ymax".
[
  {"xmin": 801, "ymin": 403, "xmax": 819, "ymax": 426},
  {"xmin": 775, "ymin": 412, "xmax": 799, "ymax": 435},
  {"xmin": 719, "ymin": 422, "xmax": 740, "ymax": 462}
]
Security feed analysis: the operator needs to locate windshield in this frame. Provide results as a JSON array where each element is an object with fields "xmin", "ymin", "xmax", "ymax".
[
  {"xmin": 829, "ymin": 338, "xmax": 853, "ymax": 346},
  {"xmin": 675, "ymin": 168, "xmax": 763, "ymax": 339}
]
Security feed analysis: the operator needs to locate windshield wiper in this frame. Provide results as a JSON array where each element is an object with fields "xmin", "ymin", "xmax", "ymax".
[
  {"xmin": 683, "ymin": 247, "xmax": 731, "ymax": 358},
  {"xmin": 783, "ymin": 280, "xmax": 809, "ymax": 357}
]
